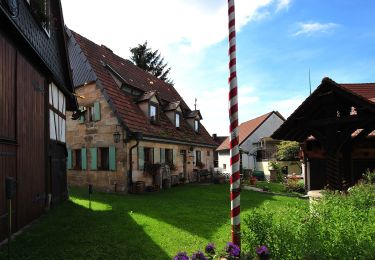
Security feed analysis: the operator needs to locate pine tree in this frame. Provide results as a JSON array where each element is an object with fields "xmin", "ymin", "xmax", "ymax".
[{"xmin": 129, "ymin": 41, "xmax": 174, "ymax": 85}]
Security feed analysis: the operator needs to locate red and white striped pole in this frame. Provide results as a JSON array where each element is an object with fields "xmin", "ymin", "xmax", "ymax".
[{"xmin": 227, "ymin": 0, "xmax": 241, "ymax": 247}]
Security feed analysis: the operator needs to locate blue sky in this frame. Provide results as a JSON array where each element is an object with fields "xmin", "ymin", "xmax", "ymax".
[{"xmin": 61, "ymin": 0, "xmax": 375, "ymax": 136}]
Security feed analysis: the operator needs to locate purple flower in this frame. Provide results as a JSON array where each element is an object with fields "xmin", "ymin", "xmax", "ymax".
[
  {"xmin": 225, "ymin": 242, "xmax": 240, "ymax": 257},
  {"xmin": 174, "ymin": 251, "xmax": 190, "ymax": 260},
  {"xmin": 191, "ymin": 251, "xmax": 207, "ymax": 260},
  {"xmin": 205, "ymin": 243, "xmax": 216, "ymax": 254},
  {"xmin": 256, "ymin": 245, "xmax": 270, "ymax": 256}
]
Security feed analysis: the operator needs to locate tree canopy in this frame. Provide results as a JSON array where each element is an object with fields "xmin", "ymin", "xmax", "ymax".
[
  {"xmin": 276, "ymin": 140, "xmax": 300, "ymax": 161},
  {"xmin": 129, "ymin": 41, "xmax": 174, "ymax": 85}
]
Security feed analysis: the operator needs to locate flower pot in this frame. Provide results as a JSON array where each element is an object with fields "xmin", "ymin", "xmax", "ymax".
[{"xmin": 250, "ymin": 178, "xmax": 257, "ymax": 186}]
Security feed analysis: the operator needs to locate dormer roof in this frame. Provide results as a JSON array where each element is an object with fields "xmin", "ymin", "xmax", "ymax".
[
  {"xmin": 185, "ymin": 110, "xmax": 203, "ymax": 120},
  {"xmin": 164, "ymin": 101, "xmax": 181, "ymax": 112},
  {"xmin": 137, "ymin": 91, "xmax": 158, "ymax": 103}
]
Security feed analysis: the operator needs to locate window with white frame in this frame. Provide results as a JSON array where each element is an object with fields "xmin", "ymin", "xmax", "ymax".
[
  {"xmin": 176, "ymin": 113, "xmax": 180, "ymax": 128},
  {"xmin": 149, "ymin": 103, "xmax": 158, "ymax": 121},
  {"xmin": 194, "ymin": 120, "xmax": 199, "ymax": 132},
  {"xmin": 49, "ymin": 82, "xmax": 66, "ymax": 142}
]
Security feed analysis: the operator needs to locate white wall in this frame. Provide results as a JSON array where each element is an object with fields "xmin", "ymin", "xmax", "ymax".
[
  {"xmin": 240, "ymin": 113, "xmax": 284, "ymax": 170},
  {"xmin": 218, "ymin": 150, "xmax": 231, "ymax": 174}
]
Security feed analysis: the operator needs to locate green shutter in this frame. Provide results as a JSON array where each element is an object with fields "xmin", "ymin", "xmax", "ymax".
[
  {"xmin": 173, "ymin": 149, "xmax": 177, "ymax": 165},
  {"xmin": 79, "ymin": 106, "xmax": 84, "ymax": 123},
  {"xmin": 109, "ymin": 146, "xmax": 116, "ymax": 171},
  {"xmin": 67, "ymin": 149, "xmax": 72, "ymax": 169},
  {"xmin": 154, "ymin": 148, "xmax": 160, "ymax": 163},
  {"xmin": 90, "ymin": 148, "xmax": 97, "ymax": 170},
  {"xmin": 81, "ymin": 148, "xmax": 87, "ymax": 170},
  {"xmin": 94, "ymin": 101, "xmax": 101, "ymax": 121},
  {"xmin": 138, "ymin": 146, "xmax": 144, "ymax": 170},
  {"xmin": 160, "ymin": 148, "xmax": 165, "ymax": 163}
]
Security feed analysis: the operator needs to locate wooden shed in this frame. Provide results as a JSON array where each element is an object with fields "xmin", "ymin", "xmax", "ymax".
[
  {"xmin": 0, "ymin": 0, "xmax": 76, "ymax": 241},
  {"xmin": 272, "ymin": 78, "xmax": 375, "ymax": 191}
]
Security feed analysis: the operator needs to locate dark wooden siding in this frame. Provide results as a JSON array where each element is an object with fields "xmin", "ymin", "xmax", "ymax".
[
  {"xmin": 0, "ymin": 33, "xmax": 16, "ymax": 140},
  {"xmin": 16, "ymin": 53, "xmax": 46, "ymax": 229},
  {"xmin": 0, "ymin": 144, "xmax": 17, "ymax": 241}
]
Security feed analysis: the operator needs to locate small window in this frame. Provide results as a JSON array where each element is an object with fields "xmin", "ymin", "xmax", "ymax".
[
  {"xmin": 194, "ymin": 120, "xmax": 199, "ymax": 132},
  {"xmin": 176, "ymin": 113, "xmax": 180, "ymax": 128},
  {"xmin": 144, "ymin": 147, "xmax": 154, "ymax": 165},
  {"xmin": 223, "ymin": 164, "xmax": 227, "ymax": 170},
  {"xmin": 165, "ymin": 149, "xmax": 173, "ymax": 165},
  {"xmin": 196, "ymin": 150, "xmax": 201, "ymax": 164},
  {"xmin": 85, "ymin": 106, "xmax": 94, "ymax": 122},
  {"xmin": 150, "ymin": 103, "xmax": 158, "ymax": 120},
  {"xmin": 98, "ymin": 148, "xmax": 109, "ymax": 170},
  {"xmin": 73, "ymin": 149, "xmax": 82, "ymax": 170}
]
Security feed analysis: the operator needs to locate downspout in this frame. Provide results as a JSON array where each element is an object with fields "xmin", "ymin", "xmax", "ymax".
[{"xmin": 127, "ymin": 132, "xmax": 143, "ymax": 193}]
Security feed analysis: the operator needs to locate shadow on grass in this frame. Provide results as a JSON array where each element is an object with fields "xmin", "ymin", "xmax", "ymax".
[
  {"xmin": 72, "ymin": 184, "xmax": 277, "ymax": 240},
  {"xmin": 0, "ymin": 199, "xmax": 169, "ymax": 259}
]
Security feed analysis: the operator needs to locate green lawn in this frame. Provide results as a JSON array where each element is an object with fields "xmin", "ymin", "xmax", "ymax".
[
  {"xmin": 255, "ymin": 181, "xmax": 286, "ymax": 193},
  {"xmin": 0, "ymin": 184, "xmax": 307, "ymax": 259}
]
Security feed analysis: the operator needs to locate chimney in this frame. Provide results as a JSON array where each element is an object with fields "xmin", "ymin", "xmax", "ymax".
[{"xmin": 212, "ymin": 134, "xmax": 217, "ymax": 139}]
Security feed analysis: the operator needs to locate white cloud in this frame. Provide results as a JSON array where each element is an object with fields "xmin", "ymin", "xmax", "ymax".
[
  {"xmin": 61, "ymin": 0, "xmax": 290, "ymax": 135},
  {"xmin": 276, "ymin": 0, "xmax": 291, "ymax": 12},
  {"xmin": 294, "ymin": 22, "xmax": 339, "ymax": 36}
]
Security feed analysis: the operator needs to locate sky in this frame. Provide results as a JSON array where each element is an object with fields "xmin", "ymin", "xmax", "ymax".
[{"xmin": 61, "ymin": 0, "xmax": 375, "ymax": 136}]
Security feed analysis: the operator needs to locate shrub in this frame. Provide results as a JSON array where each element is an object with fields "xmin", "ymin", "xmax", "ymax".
[
  {"xmin": 283, "ymin": 178, "xmax": 305, "ymax": 194},
  {"xmin": 242, "ymin": 183, "xmax": 375, "ymax": 259},
  {"xmin": 362, "ymin": 169, "xmax": 375, "ymax": 184}
]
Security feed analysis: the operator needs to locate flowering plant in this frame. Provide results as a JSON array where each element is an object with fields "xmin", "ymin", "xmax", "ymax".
[
  {"xmin": 174, "ymin": 251, "xmax": 189, "ymax": 260},
  {"xmin": 225, "ymin": 242, "xmax": 241, "ymax": 259},
  {"xmin": 191, "ymin": 251, "xmax": 207, "ymax": 260},
  {"xmin": 256, "ymin": 245, "xmax": 270, "ymax": 259}
]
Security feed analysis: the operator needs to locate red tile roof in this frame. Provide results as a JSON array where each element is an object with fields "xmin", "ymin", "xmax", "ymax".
[
  {"xmin": 216, "ymin": 111, "xmax": 284, "ymax": 151},
  {"xmin": 340, "ymin": 83, "xmax": 375, "ymax": 103},
  {"xmin": 69, "ymin": 30, "xmax": 216, "ymax": 147}
]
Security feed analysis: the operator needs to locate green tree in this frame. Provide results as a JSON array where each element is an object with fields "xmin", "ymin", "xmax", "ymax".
[
  {"xmin": 276, "ymin": 140, "xmax": 301, "ymax": 169},
  {"xmin": 129, "ymin": 41, "xmax": 174, "ymax": 85}
]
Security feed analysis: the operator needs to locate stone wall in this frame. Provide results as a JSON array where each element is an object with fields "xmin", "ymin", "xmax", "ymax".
[{"xmin": 66, "ymin": 83, "xmax": 128, "ymax": 193}]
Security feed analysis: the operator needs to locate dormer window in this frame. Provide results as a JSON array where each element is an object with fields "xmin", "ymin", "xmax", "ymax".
[
  {"xmin": 176, "ymin": 113, "xmax": 180, "ymax": 128},
  {"xmin": 149, "ymin": 103, "xmax": 158, "ymax": 121},
  {"xmin": 194, "ymin": 120, "xmax": 199, "ymax": 132}
]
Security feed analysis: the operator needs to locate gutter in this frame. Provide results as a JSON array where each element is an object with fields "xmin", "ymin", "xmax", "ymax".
[
  {"xmin": 127, "ymin": 132, "xmax": 143, "ymax": 193},
  {"xmin": 142, "ymin": 135, "xmax": 217, "ymax": 148}
]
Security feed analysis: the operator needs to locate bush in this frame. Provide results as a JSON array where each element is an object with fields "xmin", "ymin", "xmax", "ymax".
[
  {"xmin": 362, "ymin": 169, "xmax": 375, "ymax": 184},
  {"xmin": 242, "ymin": 183, "xmax": 375, "ymax": 259},
  {"xmin": 283, "ymin": 178, "xmax": 305, "ymax": 194}
]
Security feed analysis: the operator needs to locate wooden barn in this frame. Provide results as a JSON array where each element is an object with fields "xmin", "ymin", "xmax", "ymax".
[
  {"xmin": 0, "ymin": 0, "xmax": 76, "ymax": 241},
  {"xmin": 272, "ymin": 77, "xmax": 375, "ymax": 191}
]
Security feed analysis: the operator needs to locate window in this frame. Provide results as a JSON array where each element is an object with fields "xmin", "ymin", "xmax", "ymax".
[
  {"xmin": 29, "ymin": 0, "xmax": 51, "ymax": 32},
  {"xmin": 194, "ymin": 120, "xmax": 199, "ymax": 132},
  {"xmin": 144, "ymin": 147, "xmax": 154, "ymax": 165},
  {"xmin": 79, "ymin": 102, "xmax": 101, "ymax": 123},
  {"xmin": 98, "ymin": 148, "xmax": 109, "ymax": 170},
  {"xmin": 149, "ymin": 103, "xmax": 158, "ymax": 120},
  {"xmin": 196, "ymin": 150, "xmax": 202, "ymax": 164},
  {"xmin": 49, "ymin": 83, "xmax": 66, "ymax": 142},
  {"xmin": 165, "ymin": 149, "xmax": 173, "ymax": 165},
  {"xmin": 223, "ymin": 164, "xmax": 227, "ymax": 170},
  {"xmin": 73, "ymin": 149, "xmax": 82, "ymax": 170},
  {"xmin": 175, "ymin": 113, "xmax": 180, "ymax": 128}
]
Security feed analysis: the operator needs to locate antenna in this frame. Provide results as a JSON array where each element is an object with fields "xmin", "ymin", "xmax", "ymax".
[
  {"xmin": 194, "ymin": 98, "xmax": 197, "ymax": 110},
  {"xmin": 309, "ymin": 68, "xmax": 312, "ymax": 95}
]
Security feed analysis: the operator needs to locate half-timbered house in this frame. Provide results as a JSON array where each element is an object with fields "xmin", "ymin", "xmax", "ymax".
[{"xmin": 0, "ymin": 0, "xmax": 76, "ymax": 241}]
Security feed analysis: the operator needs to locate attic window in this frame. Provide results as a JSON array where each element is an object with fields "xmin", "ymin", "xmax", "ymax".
[
  {"xmin": 176, "ymin": 113, "xmax": 180, "ymax": 128},
  {"xmin": 29, "ymin": 0, "xmax": 51, "ymax": 33},
  {"xmin": 194, "ymin": 120, "xmax": 199, "ymax": 132},
  {"xmin": 149, "ymin": 103, "xmax": 158, "ymax": 121}
]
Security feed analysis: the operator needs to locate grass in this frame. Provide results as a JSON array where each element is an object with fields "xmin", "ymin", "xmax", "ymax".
[
  {"xmin": 255, "ymin": 181, "xmax": 286, "ymax": 193},
  {"xmin": 0, "ymin": 184, "xmax": 307, "ymax": 259}
]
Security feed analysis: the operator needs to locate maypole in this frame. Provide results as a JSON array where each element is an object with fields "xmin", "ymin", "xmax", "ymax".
[{"xmin": 227, "ymin": 0, "xmax": 241, "ymax": 247}]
